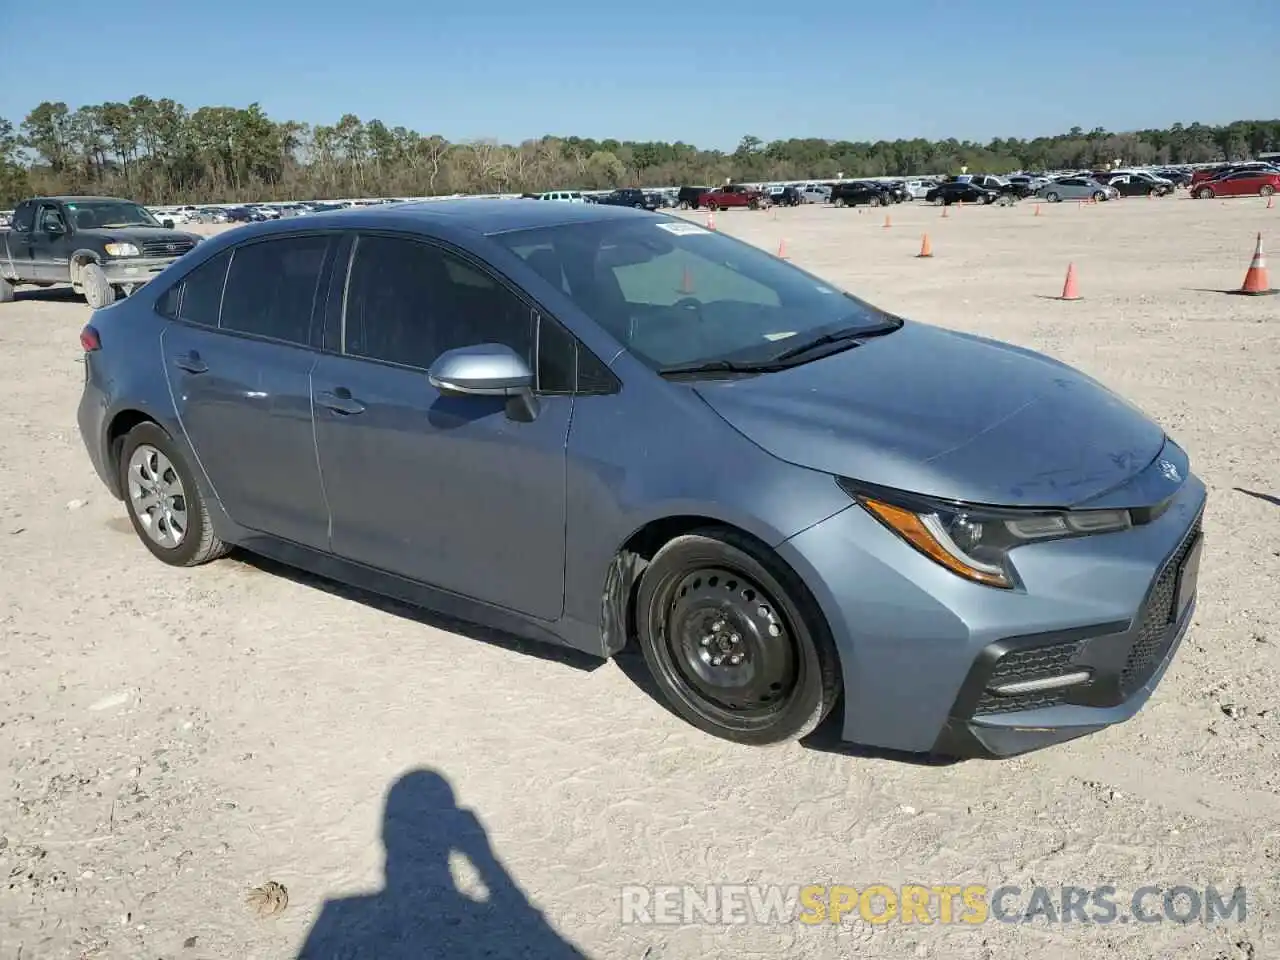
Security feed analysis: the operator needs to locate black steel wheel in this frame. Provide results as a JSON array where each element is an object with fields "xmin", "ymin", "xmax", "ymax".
[{"xmin": 636, "ymin": 528, "xmax": 841, "ymax": 745}]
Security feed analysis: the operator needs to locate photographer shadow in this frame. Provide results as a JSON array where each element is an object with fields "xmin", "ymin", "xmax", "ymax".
[{"xmin": 298, "ymin": 769, "xmax": 588, "ymax": 959}]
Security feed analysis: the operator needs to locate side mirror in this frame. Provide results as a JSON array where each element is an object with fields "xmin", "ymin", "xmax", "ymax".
[
  {"xmin": 428, "ymin": 342, "xmax": 540, "ymax": 421},
  {"xmin": 163, "ymin": 218, "xmax": 174, "ymax": 229},
  {"xmin": 429, "ymin": 343, "xmax": 532, "ymax": 396},
  {"xmin": 45, "ymin": 222, "xmax": 66, "ymax": 236}
]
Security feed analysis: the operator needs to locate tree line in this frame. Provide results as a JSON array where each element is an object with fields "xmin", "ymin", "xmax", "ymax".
[{"xmin": 1, "ymin": 97, "xmax": 1278, "ymax": 208}]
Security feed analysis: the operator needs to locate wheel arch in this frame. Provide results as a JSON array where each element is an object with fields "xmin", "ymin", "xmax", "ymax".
[
  {"xmin": 103, "ymin": 408, "xmax": 166, "ymax": 498},
  {"xmin": 70, "ymin": 249, "xmax": 101, "ymax": 285},
  {"xmin": 598, "ymin": 512, "xmax": 838, "ymax": 663}
]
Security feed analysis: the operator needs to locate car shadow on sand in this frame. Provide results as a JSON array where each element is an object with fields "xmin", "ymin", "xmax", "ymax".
[
  {"xmin": 230, "ymin": 550, "xmax": 603, "ymax": 674},
  {"xmin": 297, "ymin": 768, "xmax": 588, "ymax": 959},
  {"xmin": 232, "ymin": 551, "xmax": 956, "ymax": 767},
  {"xmin": 611, "ymin": 648, "xmax": 960, "ymax": 767},
  {"xmin": 14, "ymin": 285, "xmax": 83, "ymax": 303}
]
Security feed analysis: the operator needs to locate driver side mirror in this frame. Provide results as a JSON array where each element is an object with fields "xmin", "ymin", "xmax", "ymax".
[
  {"xmin": 163, "ymin": 219, "xmax": 174, "ymax": 229},
  {"xmin": 428, "ymin": 343, "xmax": 539, "ymax": 422},
  {"xmin": 44, "ymin": 221, "xmax": 66, "ymax": 236}
]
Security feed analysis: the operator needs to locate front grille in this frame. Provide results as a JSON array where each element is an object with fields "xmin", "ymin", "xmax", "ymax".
[
  {"xmin": 138, "ymin": 238, "xmax": 196, "ymax": 258},
  {"xmin": 974, "ymin": 639, "xmax": 1084, "ymax": 715},
  {"xmin": 1120, "ymin": 515, "xmax": 1202, "ymax": 694}
]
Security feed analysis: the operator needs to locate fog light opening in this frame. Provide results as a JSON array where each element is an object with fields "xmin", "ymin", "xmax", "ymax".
[{"xmin": 989, "ymin": 670, "xmax": 1093, "ymax": 697}]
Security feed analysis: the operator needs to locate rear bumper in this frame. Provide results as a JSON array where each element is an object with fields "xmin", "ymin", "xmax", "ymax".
[{"xmin": 76, "ymin": 364, "xmax": 116, "ymax": 495}]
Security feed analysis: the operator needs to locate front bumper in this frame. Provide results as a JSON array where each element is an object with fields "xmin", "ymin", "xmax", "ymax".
[
  {"xmin": 777, "ymin": 469, "xmax": 1207, "ymax": 758},
  {"xmin": 100, "ymin": 256, "xmax": 184, "ymax": 285}
]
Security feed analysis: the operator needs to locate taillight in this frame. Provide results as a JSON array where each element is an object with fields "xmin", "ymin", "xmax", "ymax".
[{"xmin": 80, "ymin": 325, "xmax": 101, "ymax": 352}]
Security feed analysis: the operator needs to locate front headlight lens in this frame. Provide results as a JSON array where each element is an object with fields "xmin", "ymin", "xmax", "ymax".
[
  {"xmin": 104, "ymin": 242, "xmax": 140, "ymax": 257},
  {"xmin": 852, "ymin": 487, "xmax": 1131, "ymax": 589}
]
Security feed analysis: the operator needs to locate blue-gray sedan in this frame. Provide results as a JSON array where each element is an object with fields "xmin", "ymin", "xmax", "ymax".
[{"xmin": 76, "ymin": 200, "xmax": 1205, "ymax": 758}]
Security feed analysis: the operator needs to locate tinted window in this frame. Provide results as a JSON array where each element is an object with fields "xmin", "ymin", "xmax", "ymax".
[
  {"xmin": 536, "ymin": 312, "xmax": 576, "ymax": 394},
  {"xmin": 220, "ymin": 235, "xmax": 329, "ymax": 345},
  {"xmin": 159, "ymin": 249, "xmax": 231, "ymax": 326},
  {"xmin": 343, "ymin": 235, "xmax": 533, "ymax": 371}
]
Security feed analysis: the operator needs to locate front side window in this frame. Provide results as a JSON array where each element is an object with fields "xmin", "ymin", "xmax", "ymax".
[
  {"xmin": 220, "ymin": 235, "xmax": 329, "ymax": 345},
  {"xmin": 495, "ymin": 218, "xmax": 895, "ymax": 370},
  {"xmin": 38, "ymin": 205, "xmax": 66, "ymax": 231},
  {"xmin": 342, "ymin": 235, "xmax": 532, "ymax": 371}
]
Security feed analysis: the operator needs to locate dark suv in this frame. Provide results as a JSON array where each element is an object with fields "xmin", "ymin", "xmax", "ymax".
[{"xmin": 596, "ymin": 188, "xmax": 659, "ymax": 210}]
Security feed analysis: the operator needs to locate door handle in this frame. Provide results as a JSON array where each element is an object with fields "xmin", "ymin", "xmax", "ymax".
[
  {"xmin": 317, "ymin": 389, "xmax": 365, "ymax": 415},
  {"xmin": 173, "ymin": 352, "xmax": 208, "ymax": 374}
]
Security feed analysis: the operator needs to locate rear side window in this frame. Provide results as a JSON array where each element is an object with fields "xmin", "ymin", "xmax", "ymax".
[
  {"xmin": 158, "ymin": 249, "xmax": 231, "ymax": 326},
  {"xmin": 220, "ymin": 235, "xmax": 329, "ymax": 345}
]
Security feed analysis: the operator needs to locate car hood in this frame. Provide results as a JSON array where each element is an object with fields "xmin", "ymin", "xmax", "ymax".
[
  {"xmin": 693, "ymin": 322, "xmax": 1167, "ymax": 508},
  {"xmin": 99, "ymin": 227, "xmax": 201, "ymax": 246}
]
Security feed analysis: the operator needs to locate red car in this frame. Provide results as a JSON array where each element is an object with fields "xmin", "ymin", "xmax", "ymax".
[
  {"xmin": 699, "ymin": 185, "xmax": 766, "ymax": 210},
  {"xmin": 1193, "ymin": 170, "xmax": 1280, "ymax": 199}
]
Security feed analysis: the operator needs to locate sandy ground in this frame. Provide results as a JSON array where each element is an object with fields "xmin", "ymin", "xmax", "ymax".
[{"xmin": 2, "ymin": 195, "xmax": 1279, "ymax": 960}]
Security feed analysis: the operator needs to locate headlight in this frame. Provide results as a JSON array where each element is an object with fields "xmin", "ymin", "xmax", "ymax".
[
  {"xmin": 841, "ymin": 481, "xmax": 1132, "ymax": 589},
  {"xmin": 104, "ymin": 242, "xmax": 140, "ymax": 257}
]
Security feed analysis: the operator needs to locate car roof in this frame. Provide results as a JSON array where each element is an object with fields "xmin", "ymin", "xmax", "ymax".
[
  {"xmin": 203, "ymin": 198, "xmax": 656, "ymax": 244},
  {"xmin": 38, "ymin": 196, "xmax": 137, "ymax": 204}
]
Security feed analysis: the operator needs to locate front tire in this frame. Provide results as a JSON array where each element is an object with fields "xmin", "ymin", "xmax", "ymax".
[
  {"xmin": 1262, "ymin": 185, "xmax": 1276, "ymax": 197},
  {"xmin": 81, "ymin": 263, "xmax": 116, "ymax": 309},
  {"xmin": 636, "ymin": 528, "xmax": 842, "ymax": 746},
  {"xmin": 118, "ymin": 422, "xmax": 228, "ymax": 567},
  {"xmin": 1196, "ymin": 186, "xmax": 1214, "ymax": 199}
]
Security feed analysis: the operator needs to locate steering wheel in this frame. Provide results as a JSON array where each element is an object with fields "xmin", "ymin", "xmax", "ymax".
[{"xmin": 672, "ymin": 297, "xmax": 705, "ymax": 321}]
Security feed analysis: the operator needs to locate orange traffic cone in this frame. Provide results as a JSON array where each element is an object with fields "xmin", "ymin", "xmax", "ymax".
[
  {"xmin": 777, "ymin": 239, "xmax": 789, "ymax": 259},
  {"xmin": 917, "ymin": 234, "xmax": 933, "ymax": 258},
  {"xmin": 1034, "ymin": 203, "xmax": 1041, "ymax": 217},
  {"xmin": 1267, "ymin": 193, "xmax": 1274, "ymax": 210},
  {"xmin": 1059, "ymin": 263, "xmax": 1080, "ymax": 301},
  {"xmin": 706, "ymin": 210, "xmax": 716, "ymax": 230},
  {"xmin": 1234, "ymin": 232, "xmax": 1277, "ymax": 296},
  {"xmin": 883, "ymin": 214, "xmax": 892, "ymax": 229},
  {"xmin": 679, "ymin": 266, "xmax": 695, "ymax": 295}
]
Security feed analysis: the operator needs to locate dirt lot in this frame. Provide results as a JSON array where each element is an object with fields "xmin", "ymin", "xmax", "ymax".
[{"xmin": 2, "ymin": 196, "xmax": 1278, "ymax": 960}]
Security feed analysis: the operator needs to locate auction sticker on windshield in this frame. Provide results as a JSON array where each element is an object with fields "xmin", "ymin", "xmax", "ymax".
[{"xmin": 655, "ymin": 221, "xmax": 709, "ymax": 236}]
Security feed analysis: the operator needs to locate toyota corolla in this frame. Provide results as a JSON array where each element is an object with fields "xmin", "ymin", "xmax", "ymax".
[{"xmin": 76, "ymin": 200, "xmax": 1205, "ymax": 757}]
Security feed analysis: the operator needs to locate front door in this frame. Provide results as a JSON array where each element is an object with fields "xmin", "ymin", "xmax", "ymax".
[
  {"xmin": 311, "ymin": 232, "xmax": 571, "ymax": 620},
  {"xmin": 160, "ymin": 234, "xmax": 335, "ymax": 549}
]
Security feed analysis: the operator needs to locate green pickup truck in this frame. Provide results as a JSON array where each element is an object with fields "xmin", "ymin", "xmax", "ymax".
[{"xmin": 1, "ymin": 195, "xmax": 203, "ymax": 308}]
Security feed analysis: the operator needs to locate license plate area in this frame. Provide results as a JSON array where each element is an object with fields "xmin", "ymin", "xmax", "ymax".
[{"xmin": 1173, "ymin": 534, "xmax": 1203, "ymax": 622}]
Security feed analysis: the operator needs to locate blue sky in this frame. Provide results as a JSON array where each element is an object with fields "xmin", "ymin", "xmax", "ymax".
[{"xmin": 3, "ymin": 0, "xmax": 1276, "ymax": 149}]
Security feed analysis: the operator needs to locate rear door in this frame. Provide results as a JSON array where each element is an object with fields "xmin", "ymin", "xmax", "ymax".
[
  {"xmin": 160, "ymin": 232, "xmax": 337, "ymax": 549},
  {"xmin": 2, "ymin": 201, "xmax": 37, "ymax": 280}
]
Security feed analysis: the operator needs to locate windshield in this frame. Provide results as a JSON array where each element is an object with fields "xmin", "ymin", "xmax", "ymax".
[
  {"xmin": 64, "ymin": 200, "xmax": 161, "ymax": 229},
  {"xmin": 493, "ymin": 217, "xmax": 895, "ymax": 370}
]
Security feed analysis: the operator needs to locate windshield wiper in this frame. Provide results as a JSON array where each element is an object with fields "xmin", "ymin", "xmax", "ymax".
[
  {"xmin": 768, "ymin": 319, "xmax": 902, "ymax": 363},
  {"xmin": 659, "ymin": 358, "xmax": 786, "ymax": 378}
]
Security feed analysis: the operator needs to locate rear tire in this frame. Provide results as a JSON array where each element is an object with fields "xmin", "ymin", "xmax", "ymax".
[
  {"xmin": 118, "ymin": 422, "xmax": 228, "ymax": 568},
  {"xmin": 81, "ymin": 263, "xmax": 116, "ymax": 309},
  {"xmin": 1196, "ymin": 186, "xmax": 1214, "ymax": 200},
  {"xmin": 1045, "ymin": 191, "xmax": 1061, "ymax": 203},
  {"xmin": 636, "ymin": 528, "xmax": 842, "ymax": 746}
]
